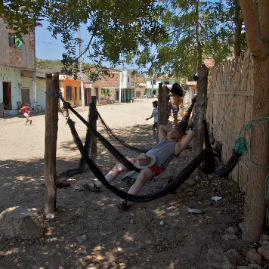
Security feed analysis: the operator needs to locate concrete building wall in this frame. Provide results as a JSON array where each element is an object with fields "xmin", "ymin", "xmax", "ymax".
[
  {"xmin": 0, "ymin": 67, "xmax": 46, "ymax": 115},
  {"xmin": 121, "ymin": 70, "xmax": 133, "ymax": 89},
  {"xmin": 36, "ymin": 79, "xmax": 46, "ymax": 110},
  {"xmin": 0, "ymin": 18, "xmax": 35, "ymax": 70},
  {"xmin": 0, "ymin": 67, "xmax": 21, "ymax": 113}
]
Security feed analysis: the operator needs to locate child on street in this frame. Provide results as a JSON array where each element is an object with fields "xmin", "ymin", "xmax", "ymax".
[
  {"xmin": 146, "ymin": 100, "xmax": 158, "ymax": 139},
  {"xmin": 19, "ymin": 105, "xmax": 32, "ymax": 125}
]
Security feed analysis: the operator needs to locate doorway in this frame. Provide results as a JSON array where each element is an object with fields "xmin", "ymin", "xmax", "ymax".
[{"xmin": 3, "ymin": 82, "xmax": 11, "ymax": 109}]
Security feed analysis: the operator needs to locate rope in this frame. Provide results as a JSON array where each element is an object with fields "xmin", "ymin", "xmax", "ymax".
[
  {"xmin": 45, "ymin": 81, "xmax": 61, "ymax": 98},
  {"xmin": 234, "ymin": 117, "xmax": 269, "ymax": 168},
  {"xmin": 234, "ymin": 117, "xmax": 269, "ymax": 201}
]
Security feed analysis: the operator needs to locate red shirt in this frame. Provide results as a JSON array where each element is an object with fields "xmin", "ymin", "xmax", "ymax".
[{"xmin": 21, "ymin": 106, "xmax": 30, "ymax": 114}]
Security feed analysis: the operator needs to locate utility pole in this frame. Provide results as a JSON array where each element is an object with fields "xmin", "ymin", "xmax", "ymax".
[
  {"xmin": 33, "ymin": 27, "xmax": 37, "ymax": 112},
  {"xmin": 119, "ymin": 72, "xmax": 122, "ymax": 103},
  {"xmin": 151, "ymin": 75, "xmax": 154, "ymax": 97},
  {"xmin": 78, "ymin": 25, "xmax": 85, "ymax": 109}
]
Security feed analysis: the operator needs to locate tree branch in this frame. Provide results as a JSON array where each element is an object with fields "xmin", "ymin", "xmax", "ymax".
[{"xmin": 239, "ymin": 0, "xmax": 267, "ymax": 61}]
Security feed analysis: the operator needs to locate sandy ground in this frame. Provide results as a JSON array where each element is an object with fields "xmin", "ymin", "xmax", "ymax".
[{"xmin": 0, "ymin": 98, "xmax": 254, "ymax": 269}]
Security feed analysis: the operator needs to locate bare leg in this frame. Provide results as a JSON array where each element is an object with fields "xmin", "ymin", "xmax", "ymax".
[
  {"xmin": 152, "ymin": 126, "xmax": 156, "ymax": 138},
  {"xmin": 118, "ymin": 168, "xmax": 152, "ymax": 210},
  {"xmin": 127, "ymin": 168, "xmax": 152, "ymax": 195},
  {"xmin": 88, "ymin": 162, "xmax": 130, "ymax": 189}
]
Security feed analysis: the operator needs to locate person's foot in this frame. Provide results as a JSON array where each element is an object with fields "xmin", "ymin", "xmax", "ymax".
[
  {"xmin": 82, "ymin": 183, "xmax": 100, "ymax": 192},
  {"xmin": 150, "ymin": 137, "xmax": 156, "ymax": 140}
]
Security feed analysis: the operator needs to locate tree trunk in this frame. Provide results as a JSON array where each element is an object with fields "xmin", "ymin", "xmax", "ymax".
[
  {"xmin": 44, "ymin": 74, "xmax": 59, "ymax": 214},
  {"xmin": 193, "ymin": 65, "xmax": 208, "ymax": 160},
  {"xmin": 240, "ymin": 0, "xmax": 269, "ymax": 242},
  {"xmin": 234, "ymin": 0, "xmax": 243, "ymax": 57},
  {"xmin": 242, "ymin": 59, "xmax": 269, "ymax": 242},
  {"xmin": 157, "ymin": 83, "xmax": 168, "ymax": 144},
  {"xmin": 90, "ymin": 102, "xmax": 98, "ymax": 164}
]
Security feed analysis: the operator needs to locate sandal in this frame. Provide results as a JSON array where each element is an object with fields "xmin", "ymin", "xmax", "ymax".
[
  {"xmin": 82, "ymin": 183, "xmax": 100, "ymax": 192},
  {"xmin": 117, "ymin": 200, "xmax": 127, "ymax": 211}
]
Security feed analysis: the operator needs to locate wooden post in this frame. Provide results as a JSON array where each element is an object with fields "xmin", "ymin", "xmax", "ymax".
[
  {"xmin": 193, "ymin": 65, "xmax": 209, "ymax": 160},
  {"xmin": 90, "ymin": 102, "xmax": 98, "ymax": 164},
  {"xmin": 157, "ymin": 83, "xmax": 168, "ymax": 143},
  {"xmin": 44, "ymin": 74, "xmax": 59, "ymax": 214}
]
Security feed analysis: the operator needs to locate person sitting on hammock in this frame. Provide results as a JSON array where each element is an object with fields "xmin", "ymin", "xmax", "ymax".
[{"xmin": 82, "ymin": 124, "xmax": 195, "ymax": 211}]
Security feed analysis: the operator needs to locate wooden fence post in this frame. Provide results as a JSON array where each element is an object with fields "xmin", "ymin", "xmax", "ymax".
[
  {"xmin": 90, "ymin": 102, "xmax": 98, "ymax": 164},
  {"xmin": 157, "ymin": 83, "xmax": 168, "ymax": 143},
  {"xmin": 193, "ymin": 65, "xmax": 209, "ymax": 161},
  {"xmin": 44, "ymin": 73, "xmax": 59, "ymax": 214}
]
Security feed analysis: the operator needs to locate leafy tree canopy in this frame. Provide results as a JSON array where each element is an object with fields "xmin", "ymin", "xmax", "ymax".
[
  {"xmin": 2, "ymin": 0, "xmax": 246, "ymax": 81},
  {"xmin": 145, "ymin": 0, "xmax": 245, "ymax": 80}
]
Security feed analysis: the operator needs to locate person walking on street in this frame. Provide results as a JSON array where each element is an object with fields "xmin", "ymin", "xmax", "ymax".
[{"xmin": 19, "ymin": 105, "xmax": 32, "ymax": 125}]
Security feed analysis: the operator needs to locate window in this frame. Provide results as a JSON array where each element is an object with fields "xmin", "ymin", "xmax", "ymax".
[
  {"xmin": 164, "ymin": 81, "xmax": 170, "ymax": 85},
  {"xmin": 66, "ymin": 86, "xmax": 71, "ymax": 101},
  {"xmin": 79, "ymin": 87, "xmax": 81, "ymax": 100},
  {"xmin": 9, "ymin": 34, "xmax": 15, "ymax": 47},
  {"xmin": 75, "ymin": 87, "xmax": 77, "ymax": 100},
  {"xmin": 151, "ymin": 80, "xmax": 156, "ymax": 85},
  {"xmin": 9, "ymin": 33, "xmax": 22, "ymax": 49}
]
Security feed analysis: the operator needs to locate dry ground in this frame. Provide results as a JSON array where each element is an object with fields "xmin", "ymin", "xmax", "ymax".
[{"xmin": 0, "ymin": 98, "xmax": 253, "ymax": 268}]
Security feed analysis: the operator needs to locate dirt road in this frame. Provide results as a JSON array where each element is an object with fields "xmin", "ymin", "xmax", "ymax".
[{"xmin": 0, "ymin": 98, "xmax": 253, "ymax": 269}]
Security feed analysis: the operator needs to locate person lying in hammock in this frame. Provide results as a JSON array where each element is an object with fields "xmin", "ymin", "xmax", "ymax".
[{"xmin": 82, "ymin": 124, "xmax": 195, "ymax": 211}]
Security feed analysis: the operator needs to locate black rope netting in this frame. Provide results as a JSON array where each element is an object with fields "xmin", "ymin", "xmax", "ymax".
[
  {"xmin": 66, "ymin": 103, "xmax": 140, "ymax": 172},
  {"xmin": 57, "ymin": 106, "xmax": 93, "ymax": 179},
  {"xmin": 59, "ymin": 96, "xmax": 240, "ymax": 200},
  {"xmin": 213, "ymin": 149, "xmax": 242, "ymax": 178}
]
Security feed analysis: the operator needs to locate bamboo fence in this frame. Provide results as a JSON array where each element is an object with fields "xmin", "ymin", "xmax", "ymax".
[{"xmin": 206, "ymin": 49, "xmax": 254, "ymax": 192}]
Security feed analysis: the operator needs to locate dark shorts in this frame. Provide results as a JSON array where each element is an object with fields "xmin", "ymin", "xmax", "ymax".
[
  {"xmin": 153, "ymin": 122, "xmax": 158, "ymax": 128},
  {"xmin": 172, "ymin": 107, "xmax": 179, "ymax": 114},
  {"xmin": 133, "ymin": 159, "xmax": 163, "ymax": 177}
]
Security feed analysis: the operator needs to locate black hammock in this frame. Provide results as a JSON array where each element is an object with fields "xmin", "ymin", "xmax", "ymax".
[
  {"xmin": 67, "ymin": 113, "xmax": 216, "ymax": 202},
  {"xmin": 63, "ymin": 101, "xmax": 242, "ymax": 202}
]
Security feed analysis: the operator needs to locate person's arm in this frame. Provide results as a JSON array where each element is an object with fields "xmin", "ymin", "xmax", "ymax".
[
  {"xmin": 158, "ymin": 124, "xmax": 172, "ymax": 141},
  {"xmin": 174, "ymin": 130, "xmax": 195, "ymax": 155},
  {"xmin": 146, "ymin": 115, "xmax": 153, "ymax": 120}
]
